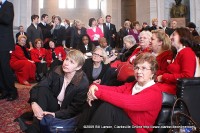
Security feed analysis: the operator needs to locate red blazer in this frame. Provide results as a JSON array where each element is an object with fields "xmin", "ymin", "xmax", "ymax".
[
  {"xmin": 10, "ymin": 45, "xmax": 29, "ymax": 63},
  {"xmin": 94, "ymin": 82, "xmax": 162, "ymax": 133},
  {"xmin": 156, "ymin": 50, "xmax": 173, "ymax": 76},
  {"xmin": 157, "ymin": 47, "xmax": 196, "ymax": 94},
  {"xmin": 30, "ymin": 48, "xmax": 47, "ymax": 63},
  {"xmin": 46, "ymin": 46, "xmax": 66, "ymax": 66},
  {"xmin": 87, "ymin": 27, "xmax": 104, "ymax": 41},
  {"xmin": 128, "ymin": 47, "xmax": 152, "ymax": 63}
]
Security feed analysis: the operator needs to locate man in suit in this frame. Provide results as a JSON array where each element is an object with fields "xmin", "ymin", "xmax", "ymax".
[
  {"xmin": 15, "ymin": 25, "xmax": 27, "ymax": 43},
  {"xmin": 105, "ymin": 15, "xmax": 117, "ymax": 48},
  {"xmin": 38, "ymin": 14, "xmax": 52, "ymax": 49},
  {"xmin": 27, "ymin": 14, "xmax": 43, "ymax": 49},
  {"xmin": 97, "ymin": 17, "xmax": 110, "ymax": 45},
  {"xmin": 161, "ymin": 20, "xmax": 173, "ymax": 36},
  {"xmin": 0, "ymin": 0, "xmax": 18, "ymax": 101}
]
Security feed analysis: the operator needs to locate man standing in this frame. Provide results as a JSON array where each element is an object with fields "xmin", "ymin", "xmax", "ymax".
[
  {"xmin": 161, "ymin": 20, "xmax": 173, "ymax": 36},
  {"xmin": 0, "ymin": 0, "xmax": 18, "ymax": 101},
  {"xmin": 15, "ymin": 25, "xmax": 27, "ymax": 43},
  {"xmin": 27, "ymin": 14, "xmax": 43, "ymax": 49},
  {"xmin": 104, "ymin": 15, "xmax": 117, "ymax": 48},
  {"xmin": 97, "ymin": 17, "xmax": 110, "ymax": 45},
  {"xmin": 38, "ymin": 14, "xmax": 52, "ymax": 49}
]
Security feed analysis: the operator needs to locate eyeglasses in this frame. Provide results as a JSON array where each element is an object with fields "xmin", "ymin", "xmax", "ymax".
[
  {"xmin": 92, "ymin": 53, "xmax": 103, "ymax": 57},
  {"xmin": 134, "ymin": 66, "xmax": 151, "ymax": 71}
]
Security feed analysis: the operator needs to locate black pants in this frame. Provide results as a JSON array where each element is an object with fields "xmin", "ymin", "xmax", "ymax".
[
  {"xmin": 26, "ymin": 87, "xmax": 60, "ymax": 133},
  {"xmin": 83, "ymin": 102, "xmax": 136, "ymax": 133},
  {"xmin": 0, "ymin": 51, "xmax": 17, "ymax": 95}
]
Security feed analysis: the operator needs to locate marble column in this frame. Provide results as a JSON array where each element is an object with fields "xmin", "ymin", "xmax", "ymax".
[{"xmin": 190, "ymin": 0, "xmax": 200, "ymax": 32}]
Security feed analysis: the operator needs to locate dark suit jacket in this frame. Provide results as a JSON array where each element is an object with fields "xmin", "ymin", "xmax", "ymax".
[
  {"xmin": 15, "ymin": 32, "xmax": 27, "ymax": 43},
  {"xmin": 65, "ymin": 26, "xmax": 71, "ymax": 48},
  {"xmin": 82, "ymin": 58, "xmax": 110, "ymax": 85},
  {"xmin": 164, "ymin": 27, "xmax": 173, "ymax": 36},
  {"xmin": 70, "ymin": 27, "xmax": 87, "ymax": 48},
  {"xmin": 52, "ymin": 25, "xmax": 66, "ymax": 46},
  {"xmin": 104, "ymin": 23, "xmax": 117, "ymax": 47},
  {"xmin": 0, "ymin": 0, "xmax": 15, "ymax": 51},
  {"xmin": 30, "ymin": 66, "xmax": 89, "ymax": 119},
  {"xmin": 76, "ymin": 42, "xmax": 95, "ymax": 54},
  {"xmin": 38, "ymin": 22, "xmax": 52, "ymax": 40},
  {"xmin": 26, "ymin": 23, "xmax": 43, "ymax": 46}
]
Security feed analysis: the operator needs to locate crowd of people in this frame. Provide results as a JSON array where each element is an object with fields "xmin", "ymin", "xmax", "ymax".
[{"xmin": 1, "ymin": 8, "xmax": 200, "ymax": 133}]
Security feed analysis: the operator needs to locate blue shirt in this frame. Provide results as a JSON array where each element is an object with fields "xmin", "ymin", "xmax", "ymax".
[{"xmin": 0, "ymin": 0, "xmax": 6, "ymax": 8}]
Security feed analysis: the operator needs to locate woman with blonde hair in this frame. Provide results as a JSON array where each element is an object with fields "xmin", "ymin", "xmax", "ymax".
[
  {"xmin": 150, "ymin": 29, "xmax": 174, "ymax": 77},
  {"xmin": 10, "ymin": 35, "xmax": 36, "ymax": 86}
]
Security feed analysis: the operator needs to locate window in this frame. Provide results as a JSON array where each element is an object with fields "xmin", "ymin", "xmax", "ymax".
[
  {"xmin": 89, "ymin": 0, "xmax": 98, "ymax": 9},
  {"xmin": 67, "ymin": 0, "xmax": 75, "ymax": 8},
  {"xmin": 59, "ymin": 0, "xmax": 66, "ymax": 9},
  {"xmin": 39, "ymin": 0, "xmax": 43, "ymax": 9}
]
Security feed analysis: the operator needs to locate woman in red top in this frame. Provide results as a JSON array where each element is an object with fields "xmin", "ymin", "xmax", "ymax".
[
  {"xmin": 85, "ymin": 53, "xmax": 162, "ymax": 133},
  {"xmin": 10, "ymin": 35, "xmax": 36, "ymax": 86},
  {"xmin": 46, "ymin": 39, "xmax": 66, "ymax": 71},
  {"xmin": 150, "ymin": 29, "xmax": 174, "ymax": 77},
  {"xmin": 157, "ymin": 27, "xmax": 197, "ymax": 94},
  {"xmin": 30, "ymin": 38, "xmax": 47, "ymax": 81}
]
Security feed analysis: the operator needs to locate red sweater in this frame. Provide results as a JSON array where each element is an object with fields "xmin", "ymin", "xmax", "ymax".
[
  {"xmin": 128, "ymin": 47, "xmax": 151, "ymax": 63},
  {"xmin": 156, "ymin": 50, "xmax": 173, "ymax": 76},
  {"xmin": 95, "ymin": 82, "xmax": 162, "ymax": 133},
  {"xmin": 30, "ymin": 48, "xmax": 47, "ymax": 63},
  {"xmin": 157, "ymin": 47, "xmax": 196, "ymax": 94},
  {"xmin": 46, "ymin": 46, "xmax": 66, "ymax": 66},
  {"xmin": 87, "ymin": 27, "xmax": 104, "ymax": 41}
]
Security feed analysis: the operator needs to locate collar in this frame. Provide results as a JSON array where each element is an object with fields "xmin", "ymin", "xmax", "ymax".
[
  {"xmin": 1, "ymin": 0, "xmax": 6, "ymax": 4},
  {"xmin": 41, "ymin": 21, "xmax": 46, "ymax": 26},
  {"xmin": 177, "ymin": 46, "xmax": 186, "ymax": 53},
  {"xmin": 54, "ymin": 65, "xmax": 84, "ymax": 86},
  {"xmin": 132, "ymin": 80, "xmax": 155, "ymax": 95}
]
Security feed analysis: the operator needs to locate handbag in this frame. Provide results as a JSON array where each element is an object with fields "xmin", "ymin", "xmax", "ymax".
[
  {"xmin": 116, "ymin": 62, "xmax": 135, "ymax": 82},
  {"xmin": 40, "ymin": 114, "xmax": 80, "ymax": 133},
  {"xmin": 168, "ymin": 98, "xmax": 200, "ymax": 133}
]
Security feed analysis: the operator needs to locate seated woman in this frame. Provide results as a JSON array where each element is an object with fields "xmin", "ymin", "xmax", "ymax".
[
  {"xmin": 10, "ymin": 35, "xmax": 36, "ymax": 86},
  {"xmin": 76, "ymin": 34, "xmax": 95, "ymax": 57},
  {"xmin": 128, "ymin": 30, "xmax": 152, "ymax": 64},
  {"xmin": 46, "ymin": 39, "xmax": 66, "ymax": 71},
  {"xmin": 157, "ymin": 27, "xmax": 197, "ymax": 94},
  {"xmin": 24, "ymin": 50, "xmax": 89, "ymax": 133},
  {"xmin": 85, "ymin": 53, "xmax": 162, "ymax": 133},
  {"xmin": 30, "ymin": 38, "xmax": 47, "ymax": 81},
  {"xmin": 82, "ymin": 47, "xmax": 110, "ymax": 85},
  {"xmin": 150, "ymin": 29, "xmax": 174, "ymax": 76}
]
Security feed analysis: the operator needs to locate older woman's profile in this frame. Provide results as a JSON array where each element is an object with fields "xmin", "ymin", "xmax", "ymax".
[{"xmin": 170, "ymin": 0, "xmax": 187, "ymax": 18}]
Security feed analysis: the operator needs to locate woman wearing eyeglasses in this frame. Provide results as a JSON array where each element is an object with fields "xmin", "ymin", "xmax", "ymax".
[
  {"xmin": 82, "ymin": 47, "xmax": 110, "ymax": 85},
  {"xmin": 82, "ymin": 53, "xmax": 162, "ymax": 133}
]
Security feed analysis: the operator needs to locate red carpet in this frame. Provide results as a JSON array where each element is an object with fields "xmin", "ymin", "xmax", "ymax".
[{"xmin": 0, "ymin": 83, "xmax": 34, "ymax": 133}]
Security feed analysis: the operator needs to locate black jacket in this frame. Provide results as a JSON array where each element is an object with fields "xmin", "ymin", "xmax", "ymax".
[
  {"xmin": 82, "ymin": 58, "xmax": 110, "ymax": 85},
  {"xmin": 30, "ymin": 66, "xmax": 89, "ymax": 119},
  {"xmin": 0, "ymin": 0, "xmax": 15, "ymax": 51}
]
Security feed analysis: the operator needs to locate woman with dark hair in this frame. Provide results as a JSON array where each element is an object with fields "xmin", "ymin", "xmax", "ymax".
[
  {"xmin": 157, "ymin": 27, "xmax": 197, "ymax": 94},
  {"xmin": 10, "ymin": 35, "xmax": 36, "ymax": 86},
  {"xmin": 46, "ymin": 39, "xmax": 66, "ymax": 71},
  {"xmin": 76, "ymin": 34, "xmax": 95, "ymax": 55},
  {"xmin": 51, "ymin": 16, "xmax": 66, "ymax": 47},
  {"xmin": 87, "ymin": 18, "xmax": 104, "ymax": 46}
]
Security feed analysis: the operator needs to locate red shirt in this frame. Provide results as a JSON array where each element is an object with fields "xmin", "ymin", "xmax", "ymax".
[
  {"xmin": 95, "ymin": 82, "xmax": 162, "ymax": 133},
  {"xmin": 30, "ymin": 48, "xmax": 47, "ymax": 63}
]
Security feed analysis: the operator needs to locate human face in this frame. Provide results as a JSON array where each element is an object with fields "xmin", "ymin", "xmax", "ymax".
[
  {"xmin": 134, "ymin": 61, "xmax": 153, "ymax": 86},
  {"xmin": 106, "ymin": 17, "xmax": 111, "ymax": 23},
  {"xmin": 54, "ymin": 18, "xmax": 60, "ymax": 25},
  {"xmin": 92, "ymin": 49, "xmax": 103, "ymax": 63},
  {"xmin": 123, "ymin": 40, "xmax": 132, "ymax": 50},
  {"xmin": 100, "ymin": 41, "xmax": 107, "ymax": 48},
  {"xmin": 43, "ymin": 16, "xmax": 49, "ymax": 23},
  {"xmin": 162, "ymin": 20, "xmax": 167, "ymax": 27},
  {"xmin": 150, "ymin": 33, "xmax": 162, "ymax": 53},
  {"xmin": 62, "ymin": 57, "xmax": 80, "ymax": 73},
  {"xmin": 139, "ymin": 34, "xmax": 150, "ymax": 49},
  {"xmin": 135, "ymin": 24, "xmax": 140, "ymax": 30},
  {"xmin": 170, "ymin": 31, "xmax": 181, "ymax": 49},
  {"xmin": 171, "ymin": 21, "xmax": 177, "ymax": 29},
  {"xmin": 76, "ymin": 23, "xmax": 82, "ymax": 30},
  {"xmin": 19, "ymin": 27, "xmax": 24, "ymax": 32},
  {"xmin": 82, "ymin": 36, "xmax": 89, "ymax": 45},
  {"xmin": 18, "ymin": 37, "xmax": 26, "ymax": 46},
  {"xmin": 49, "ymin": 41, "xmax": 55, "ymax": 48},
  {"xmin": 33, "ymin": 17, "xmax": 39, "ymax": 24},
  {"xmin": 92, "ymin": 20, "xmax": 97, "ymax": 27},
  {"xmin": 98, "ymin": 18, "xmax": 104, "ymax": 24},
  {"xmin": 36, "ymin": 41, "xmax": 42, "ymax": 48}
]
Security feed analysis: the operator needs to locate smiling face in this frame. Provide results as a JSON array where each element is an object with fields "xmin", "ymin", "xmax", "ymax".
[
  {"xmin": 170, "ymin": 31, "xmax": 181, "ymax": 49},
  {"xmin": 139, "ymin": 33, "xmax": 151, "ymax": 49},
  {"xmin": 18, "ymin": 37, "xmax": 27, "ymax": 47},
  {"xmin": 92, "ymin": 49, "xmax": 104, "ymax": 63},
  {"xmin": 49, "ymin": 41, "xmax": 55, "ymax": 48},
  {"xmin": 150, "ymin": 33, "xmax": 162, "ymax": 53},
  {"xmin": 134, "ymin": 61, "xmax": 153, "ymax": 86}
]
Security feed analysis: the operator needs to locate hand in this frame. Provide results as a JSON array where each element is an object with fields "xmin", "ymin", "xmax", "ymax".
[
  {"xmin": 31, "ymin": 102, "xmax": 44, "ymax": 120},
  {"xmin": 28, "ymin": 60, "xmax": 35, "ymax": 63},
  {"xmin": 93, "ymin": 79, "xmax": 101, "ymax": 84},
  {"xmin": 87, "ymin": 85, "xmax": 98, "ymax": 106},
  {"xmin": 43, "ymin": 111, "xmax": 55, "ymax": 117},
  {"xmin": 41, "ymin": 60, "xmax": 46, "ymax": 63},
  {"xmin": 157, "ymin": 75, "xmax": 163, "ymax": 82}
]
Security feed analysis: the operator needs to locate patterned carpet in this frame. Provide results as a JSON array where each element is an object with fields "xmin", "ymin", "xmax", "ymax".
[{"xmin": 0, "ymin": 83, "xmax": 35, "ymax": 133}]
